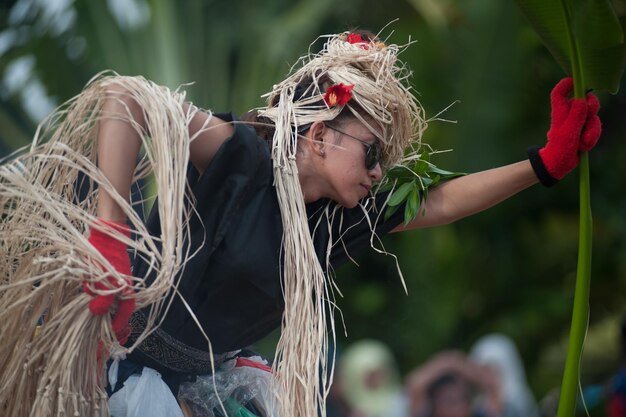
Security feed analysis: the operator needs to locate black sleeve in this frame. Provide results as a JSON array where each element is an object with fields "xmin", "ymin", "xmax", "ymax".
[
  {"xmin": 185, "ymin": 112, "xmax": 272, "ymax": 256},
  {"xmin": 134, "ymin": 112, "xmax": 271, "ymax": 278}
]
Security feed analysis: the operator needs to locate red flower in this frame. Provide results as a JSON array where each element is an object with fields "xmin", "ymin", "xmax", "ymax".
[
  {"xmin": 347, "ymin": 33, "xmax": 364, "ymax": 44},
  {"xmin": 346, "ymin": 33, "xmax": 369, "ymax": 49},
  {"xmin": 324, "ymin": 84, "xmax": 354, "ymax": 107}
]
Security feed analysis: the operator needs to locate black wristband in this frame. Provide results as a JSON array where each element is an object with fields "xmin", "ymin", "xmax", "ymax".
[{"xmin": 527, "ymin": 146, "xmax": 558, "ymax": 187}]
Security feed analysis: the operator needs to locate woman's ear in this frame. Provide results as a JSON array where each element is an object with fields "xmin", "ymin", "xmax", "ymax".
[{"xmin": 307, "ymin": 121, "xmax": 327, "ymax": 157}]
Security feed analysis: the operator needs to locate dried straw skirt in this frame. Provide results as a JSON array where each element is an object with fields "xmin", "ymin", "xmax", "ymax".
[{"xmin": 0, "ymin": 72, "xmax": 199, "ymax": 417}]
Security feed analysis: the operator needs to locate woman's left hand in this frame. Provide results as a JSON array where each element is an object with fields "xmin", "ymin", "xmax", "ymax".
[{"xmin": 529, "ymin": 77, "xmax": 602, "ymax": 186}]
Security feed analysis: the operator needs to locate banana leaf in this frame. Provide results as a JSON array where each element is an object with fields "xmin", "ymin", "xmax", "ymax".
[
  {"xmin": 515, "ymin": 0, "xmax": 625, "ymax": 93},
  {"xmin": 513, "ymin": 1, "xmax": 626, "ymax": 416}
]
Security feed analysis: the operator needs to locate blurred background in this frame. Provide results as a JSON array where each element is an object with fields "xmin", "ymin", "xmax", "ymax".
[{"xmin": 1, "ymin": 0, "xmax": 625, "ymax": 415}]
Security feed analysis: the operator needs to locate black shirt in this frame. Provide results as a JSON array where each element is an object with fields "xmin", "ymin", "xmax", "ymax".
[{"xmin": 127, "ymin": 113, "xmax": 405, "ymax": 374}]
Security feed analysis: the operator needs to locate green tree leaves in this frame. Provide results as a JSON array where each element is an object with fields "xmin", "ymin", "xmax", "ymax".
[
  {"xmin": 514, "ymin": 0, "xmax": 626, "ymax": 93},
  {"xmin": 380, "ymin": 149, "xmax": 464, "ymax": 224}
]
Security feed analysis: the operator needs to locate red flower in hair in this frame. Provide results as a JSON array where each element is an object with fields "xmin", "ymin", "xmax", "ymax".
[
  {"xmin": 347, "ymin": 33, "xmax": 364, "ymax": 43},
  {"xmin": 346, "ymin": 33, "xmax": 369, "ymax": 49},
  {"xmin": 324, "ymin": 84, "xmax": 354, "ymax": 107}
]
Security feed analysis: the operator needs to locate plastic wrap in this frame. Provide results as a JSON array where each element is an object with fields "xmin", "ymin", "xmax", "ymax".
[
  {"xmin": 108, "ymin": 367, "xmax": 184, "ymax": 417},
  {"xmin": 178, "ymin": 356, "xmax": 274, "ymax": 417}
]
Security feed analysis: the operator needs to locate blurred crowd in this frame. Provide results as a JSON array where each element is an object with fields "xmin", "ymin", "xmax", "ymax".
[{"xmin": 327, "ymin": 326, "xmax": 626, "ymax": 417}]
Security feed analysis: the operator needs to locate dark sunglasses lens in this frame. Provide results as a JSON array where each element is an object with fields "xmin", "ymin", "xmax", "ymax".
[{"xmin": 365, "ymin": 143, "xmax": 381, "ymax": 170}]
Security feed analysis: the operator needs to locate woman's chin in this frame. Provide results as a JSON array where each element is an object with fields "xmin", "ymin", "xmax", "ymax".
[
  {"xmin": 329, "ymin": 191, "xmax": 361, "ymax": 209},
  {"xmin": 339, "ymin": 197, "xmax": 360, "ymax": 209}
]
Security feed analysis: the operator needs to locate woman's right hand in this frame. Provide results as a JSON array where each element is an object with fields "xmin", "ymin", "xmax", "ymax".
[{"xmin": 83, "ymin": 219, "xmax": 135, "ymax": 344}]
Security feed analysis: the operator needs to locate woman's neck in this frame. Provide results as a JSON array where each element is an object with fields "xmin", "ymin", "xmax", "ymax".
[{"xmin": 296, "ymin": 156, "xmax": 326, "ymax": 204}]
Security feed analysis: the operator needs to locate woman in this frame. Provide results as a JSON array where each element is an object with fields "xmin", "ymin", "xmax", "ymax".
[
  {"xmin": 332, "ymin": 339, "xmax": 409, "ymax": 417},
  {"xmin": 406, "ymin": 350, "xmax": 502, "ymax": 417},
  {"xmin": 469, "ymin": 334, "xmax": 540, "ymax": 417},
  {"xmin": 0, "ymin": 30, "xmax": 600, "ymax": 417}
]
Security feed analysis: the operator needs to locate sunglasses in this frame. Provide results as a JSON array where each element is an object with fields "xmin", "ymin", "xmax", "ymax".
[{"xmin": 326, "ymin": 125, "xmax": 382, "ymax": 170}]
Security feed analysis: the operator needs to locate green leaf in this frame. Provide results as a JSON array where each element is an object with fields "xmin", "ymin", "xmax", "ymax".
[
  {"xmin": 420, "ymin": 176, "xmax": 434, "ymax": 187},
  {"xmin": 571, "ymin": 0, "xmax": 623, "ymax": 48},
  {"xmin": 428, "ymin": 165, "xmax": 462, "ymax": 177},
  {"xmin": 387, "ymin": 182, "xmax": 414, "ymax": 207},
  {"xmin": 378, "ymin": 182, "xmax": 394, "ymax": 193},
  {"xmin": 514, "ymin": 0, "xmax": 626, "ymax": 93},
  {"xmin": 385, "ymin": 166, "xmax": 419, "ymax": 181},
  {"xmin": 384, "ymin": 201, "xmax": 401, "ymax": 221},
  {"xmin": 404, "ymin": 197, "xmax": 415, "ymax": 224},
  {"xmin": 380, "ymin": 148, "xmax": 464, "ymax": 222},
  {"xmin": 513, "ymin": 2, "xmax": 573, "ymax": 74},
  {"xmin": 403, "ymin": 187, "xmax": 422, "ymax": 224},
  {"xmin": 413, "ymin": 160, "xmax": 429, "ymax": 175}
]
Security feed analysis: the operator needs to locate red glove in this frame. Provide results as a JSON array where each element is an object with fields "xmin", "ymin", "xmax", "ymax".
[
  {"xmin": 528, "ymin": 77, "xmax": 602, "ymax": 186},
  {"xmin": 580, "ymin": 92, "xmax": 601, "ymax": 152},
  {"xmin": 84, "ymin": 219, "xmax": 135, "ymax": 344}
]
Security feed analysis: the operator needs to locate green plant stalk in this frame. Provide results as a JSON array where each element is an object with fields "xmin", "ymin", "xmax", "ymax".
[{"xmin": 556, "ymin": 2, "xmax": 592, "ymax": 416}]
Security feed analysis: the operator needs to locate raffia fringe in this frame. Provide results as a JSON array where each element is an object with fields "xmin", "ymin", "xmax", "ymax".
[
  {"xmin": 0, "ymin": 72, "xmax": 200, "ymax": 417},
  {"xmin": 1, "ymin": 28, "xmax": 430, "ymax": 417},
  {"xmin": 261, "ymin": 30, "xmax": 427, "ymax": 417}
]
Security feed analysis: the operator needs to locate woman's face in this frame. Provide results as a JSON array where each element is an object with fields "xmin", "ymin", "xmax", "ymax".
[{"xmin": 317, "ymin": 118, "xmax": 383, "ymax": 208}]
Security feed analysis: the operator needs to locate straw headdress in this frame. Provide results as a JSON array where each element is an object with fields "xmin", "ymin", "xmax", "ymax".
[
  {"xmin": 258, "ymin": 30, "xmax": 426, "ymax": 417},
  {"xmin": 0, "ymin": 29, "xmax": 427, "ymax": 417}
]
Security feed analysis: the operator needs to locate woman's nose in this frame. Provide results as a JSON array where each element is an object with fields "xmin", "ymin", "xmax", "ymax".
[{"xmin": 369, "ymin": 163, "xmax": 382, "ymax": 181}]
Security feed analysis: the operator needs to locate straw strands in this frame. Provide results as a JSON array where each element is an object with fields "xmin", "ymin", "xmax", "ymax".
[
  {"xmin": 0, "ymin": 28, "xmax": 428, "ymax": 417},
  {"xmin": 259, "ymin": 31, "xmax": 427, "ymax": 417},
  {"xmin": 0, "ymin": 72, "xmax": 200, "ymax": 416}
]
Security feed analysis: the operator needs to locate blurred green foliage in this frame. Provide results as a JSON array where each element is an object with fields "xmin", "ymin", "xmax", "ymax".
[{"xmin": 1, "ymin": 0, "xmax": 625, "ymax": 412}]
